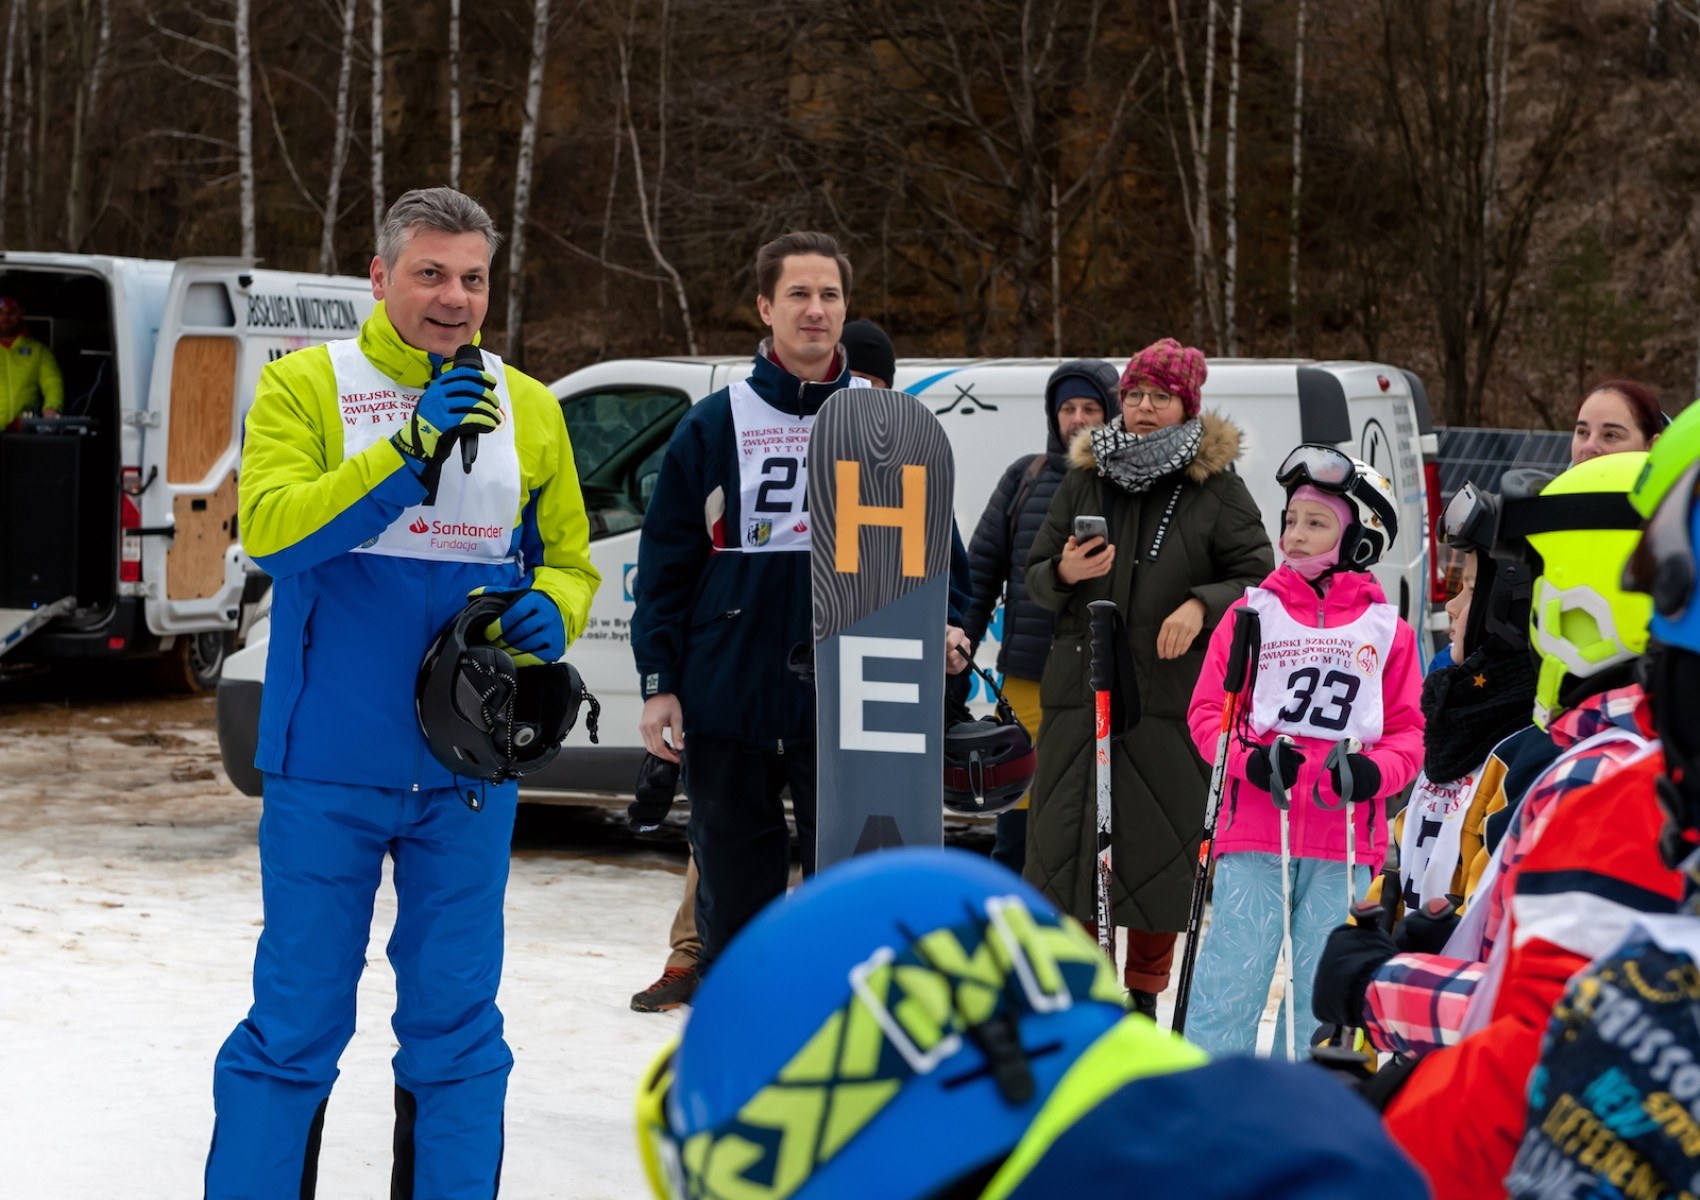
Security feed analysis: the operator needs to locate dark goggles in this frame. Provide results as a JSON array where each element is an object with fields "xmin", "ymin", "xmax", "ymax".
[
  {"xmin": 1276, "ymin": 444, "xmax": 1356, "ymax": 491},
  {"xmin": 1624, "ymin": 459, "xmax": 1700, "ymax": 622},
  {"xmin": 1439, "ymin": 481, "xmax": 1498, "ymax": 553},
  {"xmin": 1491, "ymin": 477, "xmax": 1640, "ymax": 567}
]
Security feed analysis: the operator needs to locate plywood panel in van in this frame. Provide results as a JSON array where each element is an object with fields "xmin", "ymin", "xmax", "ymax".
[
  {"xmin": 167, "ymin": 335, "xmax": 236, "ymax": 483},
  {"xmin": 167, "ymin": 474, "xmax": 237, "ymax": 600}
]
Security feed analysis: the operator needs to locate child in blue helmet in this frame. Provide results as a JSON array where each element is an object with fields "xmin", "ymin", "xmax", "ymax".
[{"xmin": 636, "ymin": 847, "xmax": 1428, "ymax": 1199}]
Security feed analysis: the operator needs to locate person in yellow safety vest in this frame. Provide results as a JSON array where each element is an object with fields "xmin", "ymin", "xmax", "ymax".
[{"xmin": 0, "ymin": 296, "xmax": 63, "ymax": 428}]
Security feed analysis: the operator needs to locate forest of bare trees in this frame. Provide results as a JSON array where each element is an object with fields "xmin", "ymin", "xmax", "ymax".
[{"xmin": 6, "ymin": 0, "xmax": 1699, "ymax": 425}]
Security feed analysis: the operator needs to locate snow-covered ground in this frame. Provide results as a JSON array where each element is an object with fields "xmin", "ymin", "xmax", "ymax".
[
  {"xmin": 0, "ymin": 680, "xmax": 687, "ymax": 1198},
  {"xmin": 0, "ymin": 675, "xmax": 1282, "ymax": 1198}
]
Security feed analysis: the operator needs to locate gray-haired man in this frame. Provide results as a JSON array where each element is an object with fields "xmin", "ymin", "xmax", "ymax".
[{"xmin": 205, "ymin": 188, "xmax": 599, "ymax": 1198}]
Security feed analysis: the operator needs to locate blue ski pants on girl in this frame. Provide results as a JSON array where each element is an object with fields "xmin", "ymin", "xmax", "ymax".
[
  {"xmin": 1184, "ymin": 851, "xmax": 1370, "ymax": 1061},
  {"xmin": 205, "ymin": 773, "xmax": 518, "ymax": 1200}
]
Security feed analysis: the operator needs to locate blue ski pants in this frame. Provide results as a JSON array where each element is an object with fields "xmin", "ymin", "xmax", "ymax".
[
  {"xmin": 1184, "ymin": 851, "xmax": 1370, "ymax": 1061},
  {"xmin": 206, "ymin": 773, "xmax": 518, "ymax": 1199}
]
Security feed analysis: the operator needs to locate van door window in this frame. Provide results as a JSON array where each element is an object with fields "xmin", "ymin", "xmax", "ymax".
[{"xmin": 560, "ymin": 386, "xmax": 690, "ymax": 539}]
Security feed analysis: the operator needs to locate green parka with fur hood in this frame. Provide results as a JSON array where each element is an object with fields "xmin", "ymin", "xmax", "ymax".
[{"xmin": 1023, "ymin": 411, "xmax": 1274, "ymax": 931}]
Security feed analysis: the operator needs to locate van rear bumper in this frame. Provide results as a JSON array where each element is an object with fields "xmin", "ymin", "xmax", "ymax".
[
  {"xmin": 519, "ymin": 746, "xmax": 648, "ymax": 803},
  {"xmin": 23, "ymin": 598, "xmax": 157, "ymax": 659}
]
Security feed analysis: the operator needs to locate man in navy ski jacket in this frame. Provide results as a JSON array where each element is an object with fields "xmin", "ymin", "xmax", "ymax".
[{"xmin": 631, "ymin": 231, "xmax": 970, "ymax": 970}]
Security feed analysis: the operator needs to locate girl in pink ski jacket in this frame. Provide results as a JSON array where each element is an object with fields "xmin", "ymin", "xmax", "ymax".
[{"xmin": 1181, "ymin": 449, "xmax": 1424, "ymax": 1059}]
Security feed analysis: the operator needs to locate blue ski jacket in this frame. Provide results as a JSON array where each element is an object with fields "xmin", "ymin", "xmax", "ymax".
[
  {"xmin": 239, "ymin": 303, "xmax": 600, "ymax": 789},
  {"xmin": 631, "ymin": 347, "xmax": 970, "ymax": 748}
]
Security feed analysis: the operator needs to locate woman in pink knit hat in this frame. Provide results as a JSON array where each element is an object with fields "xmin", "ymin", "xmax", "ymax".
[{"xmin": 1023, "ymin": 338, "xmax": 1274, "ymax": 1017}]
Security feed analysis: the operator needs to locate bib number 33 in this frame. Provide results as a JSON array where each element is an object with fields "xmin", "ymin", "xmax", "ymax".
[{"xmin": 1276, "ymin": 667, "xmax": 1360, "ymax": 732}]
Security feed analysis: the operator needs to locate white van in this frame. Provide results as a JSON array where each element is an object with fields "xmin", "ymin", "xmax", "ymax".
[
  {"xmin": 217, "ymin": 355, "xmax": 1440, "ymax": 798},
  {"xmin": 0, "ymin": 252, "xmax": 374, "ymax": 689}
]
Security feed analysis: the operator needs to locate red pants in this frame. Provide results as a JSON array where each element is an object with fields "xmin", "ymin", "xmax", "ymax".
[{"xmin": 1081, "ymin": 922, "xmax": 1178, "ymax": 993}]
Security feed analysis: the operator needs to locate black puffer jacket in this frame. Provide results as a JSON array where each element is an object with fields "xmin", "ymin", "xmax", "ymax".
[{"xmin": 960, "ymin": 361, "xmax": 1122, "ymax": 681}]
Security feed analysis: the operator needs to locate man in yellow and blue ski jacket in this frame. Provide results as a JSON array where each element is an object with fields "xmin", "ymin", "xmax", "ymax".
[{"xmin": 205, "ymin": 188, "xmax": 598, "ymax": 1200}]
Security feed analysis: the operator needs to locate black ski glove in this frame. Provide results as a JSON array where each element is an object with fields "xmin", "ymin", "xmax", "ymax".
[
  {"xmin": 1394, "ymin": 895, "xmax": 1462, "ymax": 955},
  {"xmin": 1311, "ymin": 920, "xmax": 1397, "ymax": 1030},
  {"xmin": 628, "ymin": 753, "xmax": 681, "ymax": 833},
  {"xmin": 1330, "ymin": 752, "xmax": 1382, "ymax": 800},
  {"xmin": 1361, "ymin": 1054, "xmax": 1421, "ymax": 1112},
  {"xmin": 1245, "ymin": 739, "xmax": 1306, "ymax": 794}
]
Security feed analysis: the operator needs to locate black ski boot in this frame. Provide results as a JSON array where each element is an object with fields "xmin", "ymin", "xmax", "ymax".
[{"xmin": 1126, "ymin": 989, "xmax": 1159, "ymax": 1019}]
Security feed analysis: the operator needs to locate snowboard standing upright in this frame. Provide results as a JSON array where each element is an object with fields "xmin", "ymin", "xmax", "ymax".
[{"xmin": 812, "ymin": 387, "xmax": 955, "ymax": 870}]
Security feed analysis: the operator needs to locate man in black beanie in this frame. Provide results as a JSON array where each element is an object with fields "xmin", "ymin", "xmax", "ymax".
[{"xmin": 841, "ymin": 318, "xmax": 897, "ymax": 388}]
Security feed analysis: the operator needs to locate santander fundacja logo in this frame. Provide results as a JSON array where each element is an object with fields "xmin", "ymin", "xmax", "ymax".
[
  {"xmin": 409, "ymin": 517, "xmax": 430, "ymax": 534},
  {"xmin": 793, "ymin": 520, "xmax": 808, "ymax": 534}
]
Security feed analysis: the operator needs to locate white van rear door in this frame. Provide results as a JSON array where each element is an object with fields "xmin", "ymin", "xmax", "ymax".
[{"xmin": 139, "ymin": 260, "xmax": 251, "ymax": 634}]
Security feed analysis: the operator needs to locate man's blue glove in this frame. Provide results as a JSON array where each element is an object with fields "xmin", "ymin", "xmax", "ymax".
[
  {"xmin": 392, "ymin": 361, "xmax": 501, "ymax": 474},
  {"xmin": 472, "ymin": 587, "xmax": 565, "ymax": 666}
]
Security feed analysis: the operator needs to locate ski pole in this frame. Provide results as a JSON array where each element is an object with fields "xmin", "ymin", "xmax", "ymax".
[
  {"xmin": 1171, "ymin": 606, "xmax": 1262, "ymax": 1035},
  {"xmin": 1268, "ymin": 733, "xmax": 1298, "ymax": 1062},
  {"xmin": 1311, "ymin": 737, "xmax": 1375, "ymax": 1071},
  {"xmin": 1317, "ymin": 738, "xmax": 1366, "ymax": 914},
  {"xmin": 1311, "ymin": 896, "xmax": 1392, "ymax": 1078},
  {"xmin": 1088, "ymin": 600, "xmax": 1118, "ymax": 970}
]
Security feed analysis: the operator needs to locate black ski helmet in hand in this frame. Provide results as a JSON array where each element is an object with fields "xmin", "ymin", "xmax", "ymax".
[
  {"xmin": 942, "ymin": 668, "xmax": 1036, "ymax": 815},
  {"xmin": 415, "ymin": 591, "xmax": 598, "ymax": 785}
]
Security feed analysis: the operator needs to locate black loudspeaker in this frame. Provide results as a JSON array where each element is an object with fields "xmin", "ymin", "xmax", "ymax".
[{"xmin": 0, "ymin": 431, "xmax": 83, "ymax": 606}]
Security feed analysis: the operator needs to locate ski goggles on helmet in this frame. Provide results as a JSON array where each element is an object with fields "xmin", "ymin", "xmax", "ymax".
[
  {"xmin": 1275, "ymin": 444, "xmax": 1357, "ymax": 491},
  {"xmin": 1438, "ymin": 481, "xmax": 1499, "ymax": 554},
  {"xmin": 1492, "ymin": 474, "xmax": 1638, "ymax": 567},
  {"xmin": 1624, "ymin": 458, "xmax": 1700, "ymax": 623}
]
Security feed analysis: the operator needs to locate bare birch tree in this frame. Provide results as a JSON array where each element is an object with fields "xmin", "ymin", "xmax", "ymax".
[
  {"xmin": 615, "ymin": 0, "xmax": 696, "ymax": 353},
  {"xmin": 505, "ymin": 0, "xmax": 550, "ymax": 362},
  {"xmin": 1168, "ymin": 0, "xmax": 1222, "ymax": 349},
  {"xmin": 1223, "ymin": 0, "xmax": 1242, "ymax": 355},
  {"xmin": 18, "ymin": 0, "xmax": 31, "ymax": 244},
  {"xmin": 1050, "ymin": 179, "xmax": 1062, "ymax": 356},
  {"xmin": 310, "ymin": 0, "xmax": 358, "ymax": 271},
  {"xmin": 64, "ymin": 0, "xmax": 112, "ymax": 250},
  {"xmin": 597, "ymin": 100, "xmax": 623, "ymax": 355},
  {"xmin": 235, "ymin": 0, "xmax": 254, "ymax": 259},
  {"xmin": 846, "ymin": 0, "xmax": 1147, "ymax": 354},
  {"xmin": 1376, "ymin": 0, "xmax": 1593, "ymax": 424},
  {"xmin": 145, "ymin": 2, "xmax": 256, "ymax": 256},
  {"xmin": 370, "ymin": 0, "xmax": 384, "ymax": 242},
  {"xmin": 0, "ymin": 0, "xmax": 19, "ymax": 248},
  {"xmin": 449, "ymin": 0, "xmax": 462, "ymax": 190},
  {"xmin": 1287, "ymin": 0, "xmax": 1307, "ymax": 354},
  {"xmin": 30, "ymin": 0, "xmax": 40, "ymax": 242}
]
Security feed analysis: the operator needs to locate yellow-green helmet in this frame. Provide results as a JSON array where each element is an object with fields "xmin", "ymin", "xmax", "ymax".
[
  {"xmin": 1504, "ymin": 452, "xmax": 1653, "ymax": 728},
  {"xmin": 1631, "ymin": 401, "xmax": 1699, "ymax": 518}
]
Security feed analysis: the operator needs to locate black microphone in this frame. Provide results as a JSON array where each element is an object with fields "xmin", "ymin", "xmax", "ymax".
[{"xmin": 454, "ymin": 343, "xmax": 485, "ymax": 473}]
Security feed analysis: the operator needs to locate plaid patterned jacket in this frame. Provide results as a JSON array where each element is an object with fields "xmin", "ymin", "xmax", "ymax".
[
  {"xmin": 1382, "ymin": 749, "xmax": 1680, "ymax": 1199},
  {"xmin": 1363, "ymin": 684, "xmax": 1648, "ymax": 1057}
]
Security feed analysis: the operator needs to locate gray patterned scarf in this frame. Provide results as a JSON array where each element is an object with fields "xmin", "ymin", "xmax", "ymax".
[{"xmin": 1090, "ymin": 416, "xmax": 1204, "ymax": 495}]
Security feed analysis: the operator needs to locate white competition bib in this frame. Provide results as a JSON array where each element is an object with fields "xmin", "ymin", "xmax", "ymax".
[
  {"xmin": 1398, "ymin": 768, "xmax": 1478, "ymax": 910},
  {"xmin": 727, "ymin": 375, "xmax": 869, "ymax": 554},
  {"xmin": 1243, "ymin": 587, "xmax": 1398, "ymax": 745},
  {"xmin": 332, "ymin": 340, "xmax": 521, "ymax": 564}
]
